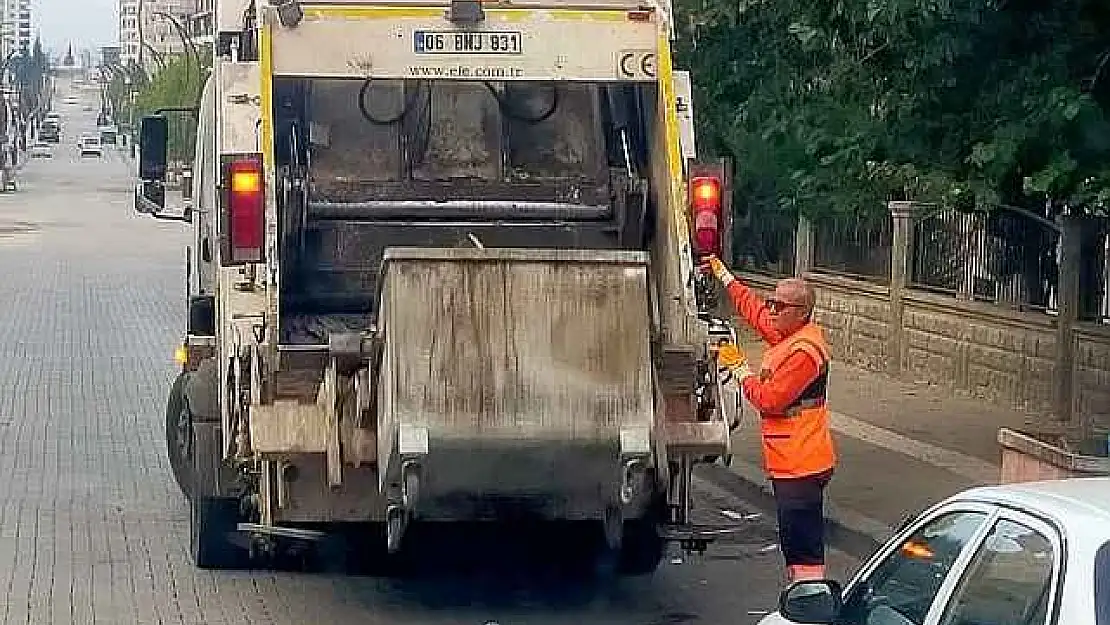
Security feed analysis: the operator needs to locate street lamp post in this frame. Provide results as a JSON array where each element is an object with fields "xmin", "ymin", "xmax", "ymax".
[{"xmin": 124, "ymin": 74, "xmax": 136, "ymax": 157}]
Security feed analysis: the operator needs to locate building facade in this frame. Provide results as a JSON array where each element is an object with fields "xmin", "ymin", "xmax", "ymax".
[
  {"xmin": 139, "ymin": 0, "xmax": 197, "ymax": 73},
  {"xmin": 188, "ymin": 0, "xmax": 214, "ymax": 46},
  {"xmin": 118, "ymin": 0, "xmax": 140, "ymax": 67},
  {"xmin": 101, "ymin": 45, "xmax": 121, "ymax": 69},
  {"xmin": 118, "ymin": 0, "xmax": 212, "ymax": 73},
  {"xmin": 1, "ymin": 0, "xmax": 32, "ymax": 60}
]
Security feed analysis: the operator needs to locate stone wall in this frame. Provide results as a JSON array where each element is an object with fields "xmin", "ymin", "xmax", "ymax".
[
  {"xmin": 738, "ymin": 270, "xmax": 1110, "ymax": 434},
  {"xmin": 902, "ymin": 291, "xmax": 1057, "ymax": 414},
  {"xmin": 1074, "ymin": 323, "xmax": 1110, "ymax": 433}
]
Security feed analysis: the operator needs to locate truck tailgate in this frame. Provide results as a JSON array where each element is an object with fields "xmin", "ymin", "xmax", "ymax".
[{"xmin": 375, "ymin": 247, "xmax": 656, "ymax": 518}]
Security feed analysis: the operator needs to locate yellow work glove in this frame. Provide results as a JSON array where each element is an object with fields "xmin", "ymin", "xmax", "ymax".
[
  {"xmin": 699, "ymin": 255, "xmax": 736, "ymax": 286},
  {"xmin": 716, "ymin": 342, "xmax": 754, "ymax": 382}
]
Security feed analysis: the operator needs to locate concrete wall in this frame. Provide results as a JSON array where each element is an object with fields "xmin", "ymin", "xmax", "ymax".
[
  {"xmin": 1074, "ymin": 323, "xmax": 1110, "ymax": 432},
  {"xmin": 739, "ymin": 271, "xmax": 1110, "ymax": 435}
]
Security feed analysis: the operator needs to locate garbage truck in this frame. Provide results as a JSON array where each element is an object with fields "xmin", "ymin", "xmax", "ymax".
[{"xmin": 133, "ymin": 0, "xmax": 742, "ymax": 573}]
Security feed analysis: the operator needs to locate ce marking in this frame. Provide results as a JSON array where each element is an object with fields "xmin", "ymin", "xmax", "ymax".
[{"xmin": 618, "ymin": 50, "xmax": 656, "ymax": 79}]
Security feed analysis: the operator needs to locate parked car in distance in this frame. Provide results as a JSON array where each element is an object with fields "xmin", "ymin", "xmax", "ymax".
[
  {"xmin": 78, "ymin": 136, "xmax": 102, "ymax": 158},
  {"xmin": 760, "ymin": 477, "xmax": 1110, "ymax": 625},
  {"xmin": 39, "ymin": 121, "xmax": 59, "ymax": 143},
  {"xmin": 98, "ymin": 125, "xmax": 118, "ymax": 146},
  {"xmin": 29, "ymin": 142, "xmax": 51, "ymax": 158}
]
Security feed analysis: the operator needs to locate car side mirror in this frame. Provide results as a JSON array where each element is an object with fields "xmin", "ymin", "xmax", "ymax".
[{"xmin": 779, "ymin": 579, "xmax": 843, "ymax": 624}]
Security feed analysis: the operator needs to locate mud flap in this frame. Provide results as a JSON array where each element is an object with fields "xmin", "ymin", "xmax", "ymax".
[{"xmin": 189, "ymin": 421, "xmax": 249, "ymax": 569}]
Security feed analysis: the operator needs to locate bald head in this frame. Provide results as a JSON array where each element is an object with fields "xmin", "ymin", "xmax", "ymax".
[
  {"xmin": 777, "ymin": 278, "xmax": 816, "ymax": 317},
  {"xmin": 767, "ymin": 277, "xmax": 816, "ymax": 334}
]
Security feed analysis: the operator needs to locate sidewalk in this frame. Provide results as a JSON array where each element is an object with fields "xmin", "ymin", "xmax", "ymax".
[{"xmin": 702, "ymin": 326, "xmax": 1044, "ymax": 556}]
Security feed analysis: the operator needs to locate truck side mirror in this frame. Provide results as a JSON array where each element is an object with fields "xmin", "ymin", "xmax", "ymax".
[
  {"xmin": 135, "ymin": 115, "xmax": 170, "ymax": 215},
  {"xmin": 139, "ymin": 115, "xmax": 168, "ymax": 182}
]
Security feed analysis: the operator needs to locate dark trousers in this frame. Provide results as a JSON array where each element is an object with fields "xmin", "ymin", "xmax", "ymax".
[{"xmin": 770, "ymin": 468, "xmax": 833, "ymax": 565}]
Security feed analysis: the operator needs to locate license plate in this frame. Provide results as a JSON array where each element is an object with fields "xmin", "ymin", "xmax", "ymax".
[{"xmin": 413, "ymin": 30, "xmax": 523, "ymax": 55}]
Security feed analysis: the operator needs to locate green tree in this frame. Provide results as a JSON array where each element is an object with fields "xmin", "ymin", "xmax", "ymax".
[
  {"xmin": 673, "ymin": 0, "xmax": 1110, "ymax": 221},
  {"xmin": 133, "ymin": 54, "xmax": 206, "ymax": 163},
  {"xmin": 11, "ymin": 38, "xmax": 51, "ymax": 121}
]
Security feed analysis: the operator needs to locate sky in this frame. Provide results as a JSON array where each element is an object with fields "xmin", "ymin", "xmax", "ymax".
[{"xmin": 35, "ymin": 0, "xmax": 118, "ymax": 56}]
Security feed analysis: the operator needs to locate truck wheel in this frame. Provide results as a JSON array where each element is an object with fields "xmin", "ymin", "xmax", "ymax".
[{"xmin": 165, "ymin": 372, "xmax": 195, "ymax": 500}]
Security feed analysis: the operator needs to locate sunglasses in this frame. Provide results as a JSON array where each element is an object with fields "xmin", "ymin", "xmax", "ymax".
[{"xmin": 765, "ymin": 298, "xmax": 805, "ymax": 313}]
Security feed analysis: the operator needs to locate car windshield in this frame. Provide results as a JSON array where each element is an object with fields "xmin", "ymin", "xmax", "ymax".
[{"xmin": 1098, "ymin": 541, "xmax": 1110, "ymax": 625}]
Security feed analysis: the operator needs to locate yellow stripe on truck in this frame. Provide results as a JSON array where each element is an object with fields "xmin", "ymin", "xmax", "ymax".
[
  {"xmin": 654, "ymin": 29, "xmax": 691, "ymax": 258},
  {"xmin": 259, "ymin": 22, "xmax": 275, "ymax": 172},
  {"xmin": 302, "ymin": 5, "xmax": 633, "ymax": 22}
]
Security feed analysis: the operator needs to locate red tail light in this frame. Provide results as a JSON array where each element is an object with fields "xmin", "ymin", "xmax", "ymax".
[
  {"xmin": 225, "ymin": 156, "xmax": 264, "ymax": 263},
  {"xmin": 690, "ymin": 175, "xmax": 723, "ymax": 257}
]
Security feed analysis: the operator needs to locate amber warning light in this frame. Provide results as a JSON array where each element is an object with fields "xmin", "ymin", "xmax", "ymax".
[
  {"xmin": 690, "ymin": 175, "xmax": 723, "ymax": 257},
  {"xmin": 231, "ymin": 168, "xmax": 261, "ymax": 195}
]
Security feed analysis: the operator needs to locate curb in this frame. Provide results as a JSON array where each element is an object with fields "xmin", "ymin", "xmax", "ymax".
[{"xmin": 697, "ymin": 458, "xmax": 891, "ymax": 560}]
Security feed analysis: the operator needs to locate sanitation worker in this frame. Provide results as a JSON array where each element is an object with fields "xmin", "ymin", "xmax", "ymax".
[{"xmin": 701, "ymin": 254, "xmax": 836, "ymax": 583}]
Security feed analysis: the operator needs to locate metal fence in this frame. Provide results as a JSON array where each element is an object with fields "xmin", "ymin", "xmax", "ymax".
[
  {"xmin": 812, "ymin": 215, "xmax": 893, "ymax": 284},
  {"xmin": 910, "ymin": 206, "xmax": 1060, "ymax": 313},
  {"xmin": 1079, "ymin": 224, "xmax": 1110, "ymax": 323},
  {"xmin": 731, "ymin": 209, "xmax": 796, "ymax": 277}
]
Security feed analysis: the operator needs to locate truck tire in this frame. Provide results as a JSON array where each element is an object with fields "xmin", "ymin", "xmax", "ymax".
[{"xmin": 165, "ymin": 372, "xmax": 195, "ymax": 500}]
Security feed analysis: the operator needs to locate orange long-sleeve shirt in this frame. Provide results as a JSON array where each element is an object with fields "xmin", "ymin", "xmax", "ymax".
[{"xmin": 725, "ymin": 281, "xmax": 822, "ymax": 416}]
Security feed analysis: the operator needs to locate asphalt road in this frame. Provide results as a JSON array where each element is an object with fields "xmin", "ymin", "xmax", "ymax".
[{"xmin": 0, "ymin": 78, "xmax": 860, "ymax": 625}]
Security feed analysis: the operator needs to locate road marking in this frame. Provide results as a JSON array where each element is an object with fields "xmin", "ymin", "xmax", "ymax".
[{"xmin": 829, "ymin": 411, "xmax": 999, "ymax": 485}]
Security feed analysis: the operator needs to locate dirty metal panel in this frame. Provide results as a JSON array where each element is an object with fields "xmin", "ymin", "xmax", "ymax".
[
  {"xmin": 270, "ymin": 457, "xmax": 387, "ymax": 523},
  {"xmin": 403, "ymin": 440, "xmax": 657, "ymax": 521},
  {"xmin": 412, "ymin": 82, "xmax": 502, "ymax": 182},
  {"xmin": 218, "ymin": 62, "xmax": 262, "ymax": 155},
  {"xmin": 306, "ymin": 79, "xmax": 404, "ymax": 191},
  {"xmin": 662, "ymin": 421, "xmax": 728, "ymax": 456},
  {"xmin": 377, "ymin": 247, "xmax": 654, "ymax": 452},
  {"xmin": 269, "ymin": 12, "xmax": 659, "ymax": 82},
  {"xmin": 281, "ymin": 222, "xmax": 625, "ymax": 315},
  {"xmin": 249, "ymin": 401, "xmax": 330, "ymax": 453}
]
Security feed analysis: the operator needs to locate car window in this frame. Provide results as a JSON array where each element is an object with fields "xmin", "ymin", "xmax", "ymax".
[
  {"xmin": 936, "ymin": 517, "xmax": 1055, "ymax": 625},
  {"xmin": 838, "ymin": 511, "xmax": 989, "ymax": 625}
]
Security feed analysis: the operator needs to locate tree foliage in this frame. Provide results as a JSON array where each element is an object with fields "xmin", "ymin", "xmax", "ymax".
[
  {"xmin": 672, "ymin": 0, "xmax": 1110, "ymax": 220},
  {"xmin": 11, "ymin": 38, "xmax": 51, "ymax": 119},
  {"xmin": 110, "ymin": 50, "xmax": 210, "ymax": 164},
  {"xmin": 134, "ymin": 54, "xmax": 206, "ymax": 163}
]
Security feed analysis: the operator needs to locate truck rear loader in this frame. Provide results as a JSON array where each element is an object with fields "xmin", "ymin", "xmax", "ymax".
[{"xmin": 134, "ymin": 0, "xmax": 743, "ymax": 573}]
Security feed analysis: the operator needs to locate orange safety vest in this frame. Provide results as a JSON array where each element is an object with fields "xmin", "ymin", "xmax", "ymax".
[{"xmin": 758, "ymin": 323, "xmax": 837, "ymax": 479}]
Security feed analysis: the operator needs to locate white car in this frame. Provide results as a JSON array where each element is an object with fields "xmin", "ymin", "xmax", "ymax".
[
  {"xmin": 761, "ymin": 478, "xmax": 1110, "ymax": 625},
  {"xmin": 79, "ymin": 136, "xmax": 102, "ymax": 158},
  {"xmin": 29, "ymin": 142, "xmax": 51, "ymax": 158}
]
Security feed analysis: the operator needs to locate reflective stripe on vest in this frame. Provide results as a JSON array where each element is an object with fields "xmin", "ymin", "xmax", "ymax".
[{"xmin": 758, "ymin": 323, "xmax": 837, "ymax": 479}]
